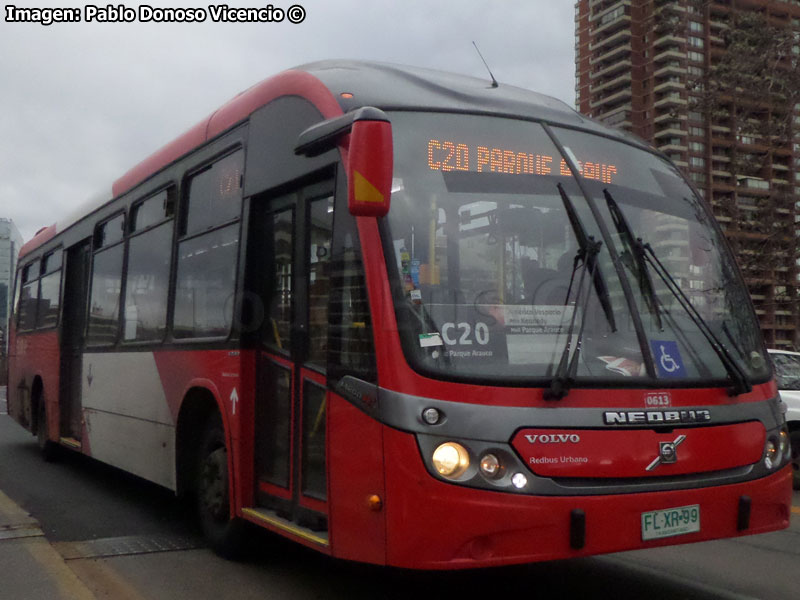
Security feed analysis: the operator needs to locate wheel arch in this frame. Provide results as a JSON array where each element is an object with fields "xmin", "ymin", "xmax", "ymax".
[{"xmin": 175, "ymin": 386, "xmax": 230, "ymax": 498}]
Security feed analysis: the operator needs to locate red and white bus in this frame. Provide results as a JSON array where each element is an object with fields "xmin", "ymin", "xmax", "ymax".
[{"xmin": 6, "ymin": 61, "xmax": 792, "ymax": 568}]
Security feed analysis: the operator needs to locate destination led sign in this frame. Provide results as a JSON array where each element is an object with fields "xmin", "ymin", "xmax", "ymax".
[{"xmin": 427, "ymin": 139, "xmax": 618, "ymax": 184}]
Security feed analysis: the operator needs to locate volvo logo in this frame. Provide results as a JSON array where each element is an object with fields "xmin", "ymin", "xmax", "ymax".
[
  {"xmin": 646, "ymin": 435, "xmax": 687, "ymax": 471},
  {"xmin": 524, "ymin": 433, "xmax": 581, "ymax": 444}
]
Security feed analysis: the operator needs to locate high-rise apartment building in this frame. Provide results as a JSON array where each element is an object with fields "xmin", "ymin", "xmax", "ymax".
[
  {"xmin": 0, "ymin": 218, "xmax": 23, "ymax": 351},
  {"xmin": 575, "ymin": 0, "xmax": 800, "ymax": 349}
]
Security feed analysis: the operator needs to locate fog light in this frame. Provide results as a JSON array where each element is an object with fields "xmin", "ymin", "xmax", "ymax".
[
  {"xmin": 480, "ymin": 453, "xmax": 502, "ymax": 479},
  {"xmin": 432, "ymin": 442, "xmax": 470, "ymax": 478},
  {"xmin": 764, "ymin": 438, "xmax": 780, "ymax": 470},
  {"xmin": 511, "ymin": 472, "xmax": 528, "ymax": 489}
]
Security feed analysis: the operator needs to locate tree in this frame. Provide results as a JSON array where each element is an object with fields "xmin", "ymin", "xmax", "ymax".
[
  {"xmin": 686, "ymin": 2, "xmax": 800, "ymax": 345},
  {"xmin": 689, "ymin": 8, "xmax": 799, "ymax": 144}
]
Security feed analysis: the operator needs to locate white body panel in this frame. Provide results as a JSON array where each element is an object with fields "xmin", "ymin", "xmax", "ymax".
[
  {"xmin": 780, "ymin": 389, "xmax": 800, "ymax": 425},
  {"xmin": 81, "ymin": 352, "xmax": 176, "ymax": 490},
  {"xmin": 767, "ymin": 349, "xmax": 800, "ymax": 427}
]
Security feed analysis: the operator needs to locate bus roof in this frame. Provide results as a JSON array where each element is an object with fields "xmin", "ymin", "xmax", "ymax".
[
  {"xmin": 19, "ymin": 60, "xmax": 647, "ymax": 259},
  {"xmin": 299, "ymin": 60, "xmax": 647, "ymax": 145}
]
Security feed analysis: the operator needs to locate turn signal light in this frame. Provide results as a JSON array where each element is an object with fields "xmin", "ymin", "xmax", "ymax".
[{"xmin": 479, "ymin": 453, "xmax": 503, "ymax": 479}]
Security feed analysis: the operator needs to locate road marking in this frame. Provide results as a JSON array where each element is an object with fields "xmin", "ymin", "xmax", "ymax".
[
  {"xmin": 53, "ymin": 535, "xmax": 203, "ymax": 600},
  {"xmin": 67, "ymin": 558, "xmax": 150, "ymax": 600},
  {"xmin": 23, "ymin": 537, "xmax": 96, "ymax": 600},
  {"xmin": 0, "ymin": 490, "xmax": 95, "ymax": 599},
  {"xmin": 791, "ymin": 505, "xmax": 800, "ymax": 515},
  {"xmin": 0, "ymin": 488, "xmax": 38, "ymax": 527}
]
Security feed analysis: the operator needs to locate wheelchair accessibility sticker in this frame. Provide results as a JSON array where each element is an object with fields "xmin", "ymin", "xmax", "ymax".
[{"xmin": 650, "ymin": 340, "xmax": 686, "ymax": 378}]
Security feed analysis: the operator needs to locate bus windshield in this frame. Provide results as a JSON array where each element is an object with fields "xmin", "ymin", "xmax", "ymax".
[{"xmin": 385, "ymin": 112, "xmax": 769, "ymax": 386}]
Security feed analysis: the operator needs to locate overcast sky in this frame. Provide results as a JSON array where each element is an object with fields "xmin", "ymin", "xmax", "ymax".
[{"xmin": 0, "ymin": 0, "xmax": 576, "ymax": 243}]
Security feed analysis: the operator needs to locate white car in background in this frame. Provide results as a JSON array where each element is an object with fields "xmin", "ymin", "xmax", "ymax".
[{"xmin": 767, "ymin": 349, "xmax": 800, "ymax": 489}]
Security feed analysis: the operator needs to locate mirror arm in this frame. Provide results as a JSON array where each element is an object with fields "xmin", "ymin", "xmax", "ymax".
[{"xmin": 295, "ymin": 106, "xmax": 389, "ymax": 157}]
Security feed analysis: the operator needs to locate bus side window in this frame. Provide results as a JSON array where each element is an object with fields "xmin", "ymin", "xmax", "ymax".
[
  {"xmin": 17, "ymin": 262, "xmax": 39, "ymax": 331},
  {"xmin": 36, "ymin": 249, "xmax": 62, "ymax": 329},
  {"xmin": 123, "ymin": 189, "xmax": 174, "ymax": 342},
  {"xmin": 87, "ymin": 215, "xmax": 126, "ymax": 345},
  {"xmin": 18, "ymin": 281, "xmax": 39, "ymax": 331},
  {"xmin": 182, "ymin": 150, "xmax": 243, "ymax": 236},
  {"xmin": 173, "ymin": 225, "xmax": 239, "ymax": 339},
  {"xmin": 11, "ymin": 269, "xmax": 22, "ymax": 329},
  {"xmin": 173, "ymin": 150, "xmax": 243, "ymax": 339}
]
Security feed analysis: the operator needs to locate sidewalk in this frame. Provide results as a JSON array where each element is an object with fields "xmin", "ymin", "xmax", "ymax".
[
  {"xmin": 0, "ymin": 384, "xmax": 97, "ymax": 598},
  {"xmin": 0, "ymin": 487, "xmax": 96, "ymax": 599}
]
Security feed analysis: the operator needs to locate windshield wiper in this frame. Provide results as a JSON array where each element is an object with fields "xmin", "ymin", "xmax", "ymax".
[
  {"xmin": 558, "ymin": 184, "xmax": 617, "ymax": 332},
  {"xmin": 604, "ymin": 190, "xmax": 663, "ymax": 331},
  {"xmin": 643, "ymin": 243, "xmax": 750, "ymax": 395},
  {"xmin": 544, "ymin": 184, "xmax": 615, "ymax": 400},
  {"xmin": 603, "ymin": 191, "xmax": 751, "ymax": 396},
  {"xmin": 544, "ymin": 239, "xmax": 601, "ymax": 400}
]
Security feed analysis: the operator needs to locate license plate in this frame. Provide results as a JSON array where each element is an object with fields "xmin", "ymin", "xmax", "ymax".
[{"xmin": 641, "ymin": 504, "xmax": 700, "ymax": 541}]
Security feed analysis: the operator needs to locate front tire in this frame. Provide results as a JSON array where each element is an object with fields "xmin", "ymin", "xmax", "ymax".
[{"xmin": 196, "ymin": 413, "xmax": 247, "ymax": 558}]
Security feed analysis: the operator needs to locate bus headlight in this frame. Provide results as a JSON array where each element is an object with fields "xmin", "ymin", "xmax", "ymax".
[
  {"xmin": 432, "ymin": 442, "xmax": 470, "ymax": 479},
  {"xmin": 764, "ymin": 437, "xmax": 781, "ymax": 470},
  {"xmin": 779, "ymin": 429, "xmax": 791, "ymax": 460}
]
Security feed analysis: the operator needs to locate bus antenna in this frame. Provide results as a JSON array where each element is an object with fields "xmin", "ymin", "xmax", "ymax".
[{"xmin": 472, "ymin": 42, "xmax": 499, "ymax": 88}]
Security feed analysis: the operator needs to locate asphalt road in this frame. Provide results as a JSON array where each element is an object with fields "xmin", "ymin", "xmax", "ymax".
[{"xmin": 0, "ymin": 386, "xmax": 799, "ymax": 599}]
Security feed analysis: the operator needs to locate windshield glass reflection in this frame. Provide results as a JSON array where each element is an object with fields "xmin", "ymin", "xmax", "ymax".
[{"xmin": 384, "ymin": 112, "xmax": 769, "ymax": 386}]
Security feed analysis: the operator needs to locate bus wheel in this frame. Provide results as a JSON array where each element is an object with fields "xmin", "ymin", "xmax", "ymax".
[
  {"xmin": 790, "ymin": 429, "xmax": 800, "ymax": 491},
  {"xmin": 36, "ymin": 401, "xmax": 58, "ymax": 462},
  {"xmin": 196, "ymin": 414, "xmax": 247, "ymax": 559}
]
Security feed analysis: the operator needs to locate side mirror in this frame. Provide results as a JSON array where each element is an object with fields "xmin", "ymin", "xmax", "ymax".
[
  {"xmin": 295, "ymin": 107, "xmax": 393, "ymax": 218},
  {"xmin": 346, "ymin": 117, "xmax": 392, "ymax": 217}
]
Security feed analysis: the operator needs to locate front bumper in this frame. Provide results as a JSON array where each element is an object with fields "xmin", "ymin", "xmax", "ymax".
[{"xmin": 383, "ymin": 427, "xmax": 792, "ymax": 570}]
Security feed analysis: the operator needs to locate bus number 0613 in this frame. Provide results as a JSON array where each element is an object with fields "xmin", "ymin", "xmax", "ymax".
[{"xmin": 441, "ymin": 322, "xmax": 490, "ymax": 346}]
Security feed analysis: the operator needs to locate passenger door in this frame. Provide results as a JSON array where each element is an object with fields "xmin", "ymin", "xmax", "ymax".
[
  {"xmin": 252, "ymin": 174, "xmax": 335, "ymax": 534},
  {"xmin": 59, "ymin": 239, "xmax": 91, "ymax": 441}
]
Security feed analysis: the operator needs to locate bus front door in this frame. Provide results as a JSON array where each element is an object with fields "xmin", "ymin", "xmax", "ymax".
[
  {"xmin": 59, "ymin": 239, "xmax": 91, "ymax": 442},
  {"xmin": 252, "ymin": 174, "xmax": 335, "ymax": 537}
]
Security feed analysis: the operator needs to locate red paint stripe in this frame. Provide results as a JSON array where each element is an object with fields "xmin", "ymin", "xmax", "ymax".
[
  {"xmin": 113, "ymin": 69, "xmax": 343, "ymax": 198},
  {"xmin": 19, "ymin": 224, "xmax": 57, "ymax": 258}
]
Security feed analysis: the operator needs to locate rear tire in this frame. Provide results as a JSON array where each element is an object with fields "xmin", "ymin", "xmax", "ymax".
[
  {"xmin": 36, "ymin": 401, "xmax": 58, "ymax": 462},
  {"xmin": 790, "ymin": 429, "xmax": 800, "ymax": 491},
  {"xmin": 196, "ymin": 413, "xmax": 248, "ymax": 559}
]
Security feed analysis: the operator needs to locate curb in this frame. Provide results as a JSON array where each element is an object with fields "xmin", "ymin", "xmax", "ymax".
[{"xmin": 0, "ymin": 488, "xmax": 96, "ymax": 600}]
